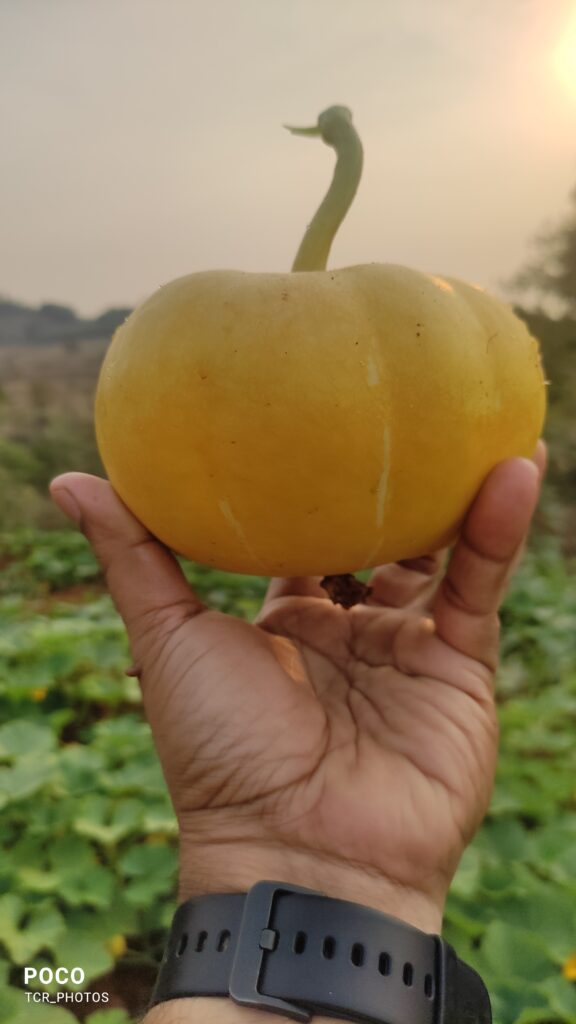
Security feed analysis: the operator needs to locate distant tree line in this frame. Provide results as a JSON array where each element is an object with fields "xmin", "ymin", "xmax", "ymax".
[
  {"xmin": 508, "ymin": 182, "xmax": 576, "ymax": 317},
  {"xmin": 0, "ymin": 299, "xmax": 132, "ymax": 346}
]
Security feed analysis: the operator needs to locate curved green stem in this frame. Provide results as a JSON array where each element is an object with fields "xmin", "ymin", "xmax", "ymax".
[{"xmin": 286, "ymin": 105, "xmax": 363, "ymax": 272}]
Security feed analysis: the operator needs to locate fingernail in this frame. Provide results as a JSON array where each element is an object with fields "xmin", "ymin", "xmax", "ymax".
[
  {"xmin": 519, "ymin": 458, "xmax": 540, "ymax": 479},
  {"xmin": 51, "ymin": 487, "xmax": 82, "ymax": 525}
]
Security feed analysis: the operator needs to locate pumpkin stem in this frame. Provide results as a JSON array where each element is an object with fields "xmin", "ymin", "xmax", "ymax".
[{"xmin": 286, "ymin": 105, "xmax": 363, "ymax": 272}]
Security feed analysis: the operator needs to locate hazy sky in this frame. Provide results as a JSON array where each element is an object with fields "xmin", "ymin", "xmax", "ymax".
[{"xmin": 1, "ymin": 0, "xmax": 576, "ymax": 316}]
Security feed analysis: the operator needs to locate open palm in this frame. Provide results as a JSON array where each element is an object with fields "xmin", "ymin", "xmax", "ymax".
[{"xmin": 50, "ymin": 452, "xmax": 542, "ymax": 930}]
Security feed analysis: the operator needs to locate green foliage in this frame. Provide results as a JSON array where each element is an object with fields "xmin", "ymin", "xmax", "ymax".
[
  {"xmin": 0, "ymin": 529, "xmax": 574, "ymax": 1022},
  {"xmin": 517, "ymin": 310, "xmax": 576, "ymax": 524},
  {"xmin": 0, "ymin": 530, "xmax": 103, "ymax": 596},
  {"xmin": 446, "ymin": 543, "xmax": 576, "ymax": 1024},
  {"xmin": 0, "ymin": 536, "xmax": 167, "ymax": 1019},
  {"xmin": 0, "ymin": 439, "xmax": 43, "ymax": 486},
  {"xmin": 0, "ymin": 340, "xmax": 106, "ymax": 531},
  {"xmin": 24, "ymin": 419, "xmax": 103, "ymax": 494}
]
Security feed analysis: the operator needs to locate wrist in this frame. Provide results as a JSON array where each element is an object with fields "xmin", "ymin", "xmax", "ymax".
[
  {"xmin": 177, "ymin": 839, "xmax": 444, "ymax": 934},
  {"xmin": 145, "ymin": 999, "xmax": 347, "ymax": 1023},
  {"xmin": 148, "ymin": 852, "xmax": 449, "ymax": 1024}
]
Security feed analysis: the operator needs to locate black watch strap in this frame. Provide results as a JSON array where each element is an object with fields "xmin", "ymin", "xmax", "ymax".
[{"xmin": 151, "ymin": 881, "xmax": 491, "ymax": 1024}]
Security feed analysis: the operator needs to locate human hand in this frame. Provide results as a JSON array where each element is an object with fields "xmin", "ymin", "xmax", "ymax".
[{"xmin": 50, "ymin": 446, "xmax": 544, "ymax": 938}]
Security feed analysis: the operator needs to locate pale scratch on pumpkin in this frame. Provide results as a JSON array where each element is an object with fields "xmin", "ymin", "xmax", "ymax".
[
  {"xmin": 376, "ymin": 425, "xmax": 391, "ymax": 528},
  {"xmin": 366, "ymin": 357, "xmax": 379, "ymax": 387},
  {"xmin": 366, "ymin": 336, "xmax": 380, "ymax": 387},
  {"xmin": 360, "ymin": 425, "xmax": 392, "ymax": 569},
  {"xmin": 218, "ymin": 499, "xmax": 266, "ymax": 571}
]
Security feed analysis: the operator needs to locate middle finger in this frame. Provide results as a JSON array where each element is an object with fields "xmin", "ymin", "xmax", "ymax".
[{"xmin": 368, "ymin": 550, "xmax": 447, "ymax": 609}]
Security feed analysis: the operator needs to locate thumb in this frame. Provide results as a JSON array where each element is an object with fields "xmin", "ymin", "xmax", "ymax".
[{"xmin": 49, "ymin": 473, "xmax": 204, "ymax": 652}]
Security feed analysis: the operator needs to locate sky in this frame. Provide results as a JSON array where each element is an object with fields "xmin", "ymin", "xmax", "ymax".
[{"xmin": 1, "ymin": 0, "xmax": 576, "ymax": 317}]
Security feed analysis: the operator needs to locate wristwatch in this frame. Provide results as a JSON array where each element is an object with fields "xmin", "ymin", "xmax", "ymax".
[{"xmin": 152, "ymin": 880, "xmax": 491, "ymax": 1024}]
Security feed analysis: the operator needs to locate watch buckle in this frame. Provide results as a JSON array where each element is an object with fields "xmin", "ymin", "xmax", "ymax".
[{"xmin": 229, "ymin": 879, "xmax": 318, "ymax": 1022}]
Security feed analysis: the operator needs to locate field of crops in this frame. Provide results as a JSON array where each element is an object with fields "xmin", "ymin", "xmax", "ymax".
[{"xmin": 0, "ymin": 527, "xmax": 575, "ymax": 1023}]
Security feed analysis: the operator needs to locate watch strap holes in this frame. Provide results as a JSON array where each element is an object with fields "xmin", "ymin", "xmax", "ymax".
[
  {"xmin": 403, "ymin": 963, "xmax": 414, "ymax": 986},
  {"xmin": 322, "ymin": 936, "xmax": 336, "ymax": 959},
  {"xmin": 378, "ymin": 952, "xmax": 391, "ymax": 975},
  {"xmin": 350, "ymin": 942, "xmax": 365, "ymax": 967},
  {"xmin": 176, "ymin": 933, "xmax": 188, "ymax": 957},
  {"xmin": 217, "ymin": 930, "xmax": 231, "ymax": 952},
  {"xmin": 195, "ymin": 930, "xmax": 208, "ymax": 952},
  {"xmin": 293, "ymin": 931, "xmax": 307, "ymax": 954},
  {"xmin": 424, "ymin": 973, "xmax": 435, "ymax": 999}
]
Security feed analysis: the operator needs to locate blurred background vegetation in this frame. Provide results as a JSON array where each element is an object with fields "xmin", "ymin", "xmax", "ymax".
[{"xmin": 0, "ymin": 195, "xmax": 575, "ymax": 1023}]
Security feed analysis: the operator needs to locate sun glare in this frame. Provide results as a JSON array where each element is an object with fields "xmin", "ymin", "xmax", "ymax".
[{"xmin": 553, "ymin": 11, "xmax": 576, "ymax": 99}]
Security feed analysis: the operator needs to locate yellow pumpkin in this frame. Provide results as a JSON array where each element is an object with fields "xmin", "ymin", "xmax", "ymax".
[{"xmin": 95, "ymin": 107, "xmax": 545, "ymax": 577}]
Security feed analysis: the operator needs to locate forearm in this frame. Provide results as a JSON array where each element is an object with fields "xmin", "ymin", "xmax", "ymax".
[{"xmin": 176, "ymin": 838, "xmax": 445, "ymax": 933}]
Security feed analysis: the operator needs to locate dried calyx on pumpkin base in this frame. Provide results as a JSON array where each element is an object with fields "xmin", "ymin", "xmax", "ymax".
[{"xmin": 320, "ymin": 574, "xmax": 372, "ymax": 609}]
